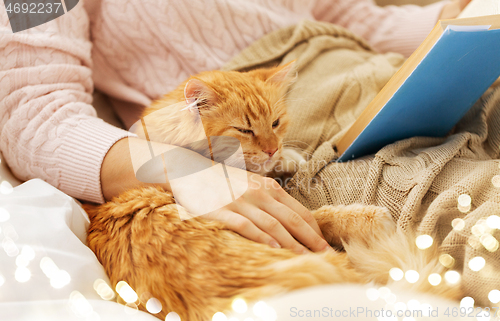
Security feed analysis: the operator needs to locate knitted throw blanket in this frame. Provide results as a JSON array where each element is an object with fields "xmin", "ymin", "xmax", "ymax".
[{"xmin": 223, "ymin": 20, "xmax": 500, "ymax": 306}]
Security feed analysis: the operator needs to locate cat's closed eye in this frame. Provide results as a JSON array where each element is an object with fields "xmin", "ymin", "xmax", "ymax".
[
  {"xmin": 272, "ymin": 119, "xmax": 280, "ymax": 128},
  {"xmin": 234, "ymin": 127, "xmax": 254, "ymax": 135}
]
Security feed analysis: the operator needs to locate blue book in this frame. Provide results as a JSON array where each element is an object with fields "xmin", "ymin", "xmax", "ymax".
[{"xmin": 337, "ymin": 15, "xmax": 500, "ymax": 162}]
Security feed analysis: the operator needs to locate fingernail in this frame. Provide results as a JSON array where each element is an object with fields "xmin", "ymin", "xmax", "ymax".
[{"xmin": 269, "ymin": 240, "xmax": 281, "ymax": 249}]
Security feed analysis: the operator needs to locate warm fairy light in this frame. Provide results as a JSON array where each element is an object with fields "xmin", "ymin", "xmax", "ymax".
[
  {"xmin": 146, "ymin": 298, "xmax": 162, "ymax": 314},
  {"xmin": 444, "ymin": 271, "xmax": 461, "ymax": 284},
  {"xmin": 428, "ymin": 273, "xmax": 442, "ymax": 286},
  {"xmin": 460, "ymin": 296, "xmax": 474, "ymax": 309},
  {"xmin": 232, "ymin": 298, "xmax": 248, "ymax": 313},
  {"xmin": 366, "ymin": 288, "xmax": 380, "ymax": 301},
  {"xmin": 124, "ymin": 302, "xmax": 139, "ymax": 315},
  {"xmin": 165, "ymin": 312, "xmax": 181, "ymax": 321},
  {"xmin": 3, "ymin": 237, "xmax": 19, "ymax": 257},
  {"xmin": 439, "ymin": 254, "xmax": 455, "ymax": 268},
  {"xmin": 16, "ymin": 255, "xmax": 29, "ymax": 268},
  {"xmin": 253, "ymin": 301, "xmax": 277, "ymax": 321},
  {"xmin": 0, "ymin": 207, "xmax": 10, "ymax": 222},
  {"xmin": 378, "ymin": 287, "xmax": 391, "ymax": 300},
  {"xmin": 212, "ymin": 312, "xmax": 228, "ymax": 321},
  {"xmin": 21, "ymin": 246, "xmax": 35, "ymax": 261},
  {"xmin": 115, "ymin": 281, "xmax": 138, "ymax": 303},
  {"xmin": 452, "ymin": 218, "xmax": 465, "ymax": 231},
  {"xmin": 15, "ymin": 267, "xmax": 31, "ymax": 283},
  {"xmin": 472, "ymin": 224, "xmax": 486, "ymax": 237},
  {"xmin": 468, "ymin": 256, "xmax": 486, "ymax": 271},
  {"xmin": 491, "ymin": 175, "xmax": 500, "ymax": 188},
  {"xmin": 93, "ymin": 279, "xmax": 116, "ymax": 300},
  {"xmin": 0, "ymin": 181, "xmax": 13, "ymax": 195},
  {"xmin": 458, "ymin": 194, "xmax": 472, "ymax": 207},
  {"xmin": 389, "ymin": 267, "xmax": 404, "ymax": 281},
  {"xmin": 385, "ymin": 293, "xmax": 397, "ymax": 304},
  {"xmin": 69, "ymin": 291, "xmax": 93, "ymax": 318},
  {"xmin": 488, "ymin": 290, "xmax": 500, "ymax": 304},
  {"xmin": 50, "ymin": 270, "xmax": 71, "ymax": 289},
  {"xmin": 415, "ymin": 235, "xmax": 433, "ymax": 249},
  {"xmin": 40, "ymin": 257, "xmax": 59, "ymax": 278},
  {"xmin": 487, "ymin": 215, "xmax": 500, "ymax": 229},
  {"xmin": 480, "ymin": 234, "xmax": 499, "ymax": 252},
  {"xmin": 405, "ymin": 270, "xmax": 419, "ymax": 283}
]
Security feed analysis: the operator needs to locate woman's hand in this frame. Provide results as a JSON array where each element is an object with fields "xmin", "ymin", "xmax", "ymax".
[
  {"xmin": 439, "ymin": 0, "xmax": 471, "ymax": 20},
  {"xmin": 201, "ymin": 171, "xmax": 330, "ymax": 254}
]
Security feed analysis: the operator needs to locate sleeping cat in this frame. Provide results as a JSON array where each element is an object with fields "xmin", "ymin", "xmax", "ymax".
[{"xmin": 84, "ymin": 63, "xmax": 462, "ymax": 321}]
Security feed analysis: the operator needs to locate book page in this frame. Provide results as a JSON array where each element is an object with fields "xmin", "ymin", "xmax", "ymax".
[{"xmin": 459, "ymin": 0, "xmax": 500, "ymax": 18}]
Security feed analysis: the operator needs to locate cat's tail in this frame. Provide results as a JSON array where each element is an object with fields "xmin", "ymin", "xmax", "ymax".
[{"xmin": 344, "ymin": 229, "xmax": 463, "ymax": 301}]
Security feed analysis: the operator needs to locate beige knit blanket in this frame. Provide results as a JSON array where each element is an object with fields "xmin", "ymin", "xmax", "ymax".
[{"xmin": 223, "ymin": 20, "xmax": 500, "ymax": 306}]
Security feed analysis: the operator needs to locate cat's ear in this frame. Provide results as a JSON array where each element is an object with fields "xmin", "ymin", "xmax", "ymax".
[
  {"xmin": 265, "ymin": 60, "xmax": 297, "ymax": 86},
  {"xmin": 184, "ymin": 78, "xmax": 218, "ymax": 108}
]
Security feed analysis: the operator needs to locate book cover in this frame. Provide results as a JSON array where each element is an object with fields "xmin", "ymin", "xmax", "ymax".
[{"xmin": 337, "ymin": 24, "xmax": 500, "ymax": 162}]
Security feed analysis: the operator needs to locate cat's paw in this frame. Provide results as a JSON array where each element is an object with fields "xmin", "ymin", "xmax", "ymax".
[
  {"xmin": 279, "ymin": 148, "xmax": 306, "ymax": 174},
  {"xmin": 313, "ymin": 204, "xmax": 396, "ymax": 248}
]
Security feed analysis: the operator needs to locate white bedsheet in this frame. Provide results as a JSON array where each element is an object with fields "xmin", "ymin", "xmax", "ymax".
[{"xmin": 0, "ymin": 179, "xmax": 463, "ymax": 321}]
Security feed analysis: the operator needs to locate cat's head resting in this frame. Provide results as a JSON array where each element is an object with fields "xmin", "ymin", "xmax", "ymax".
[{"xmin": 182, "ymin": 62, "xmax": 296, "ymax": 175}]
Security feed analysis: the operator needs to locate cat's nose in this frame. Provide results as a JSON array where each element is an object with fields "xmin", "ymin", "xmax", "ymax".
[{"xmin": 263, "ymin": 148, "xmax": 278, "ymax": 157}]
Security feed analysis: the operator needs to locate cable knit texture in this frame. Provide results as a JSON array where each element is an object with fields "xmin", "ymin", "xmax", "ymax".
[{"xmin": 0, "ymin": 0, "xmax": 446, "ymax": 203}]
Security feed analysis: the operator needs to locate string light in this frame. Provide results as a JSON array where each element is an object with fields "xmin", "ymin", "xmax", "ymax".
[
  {"xmin": 69, "ymin": 291, "xmax": 93, "ymax": 318},
  {"xmin": 491, "ymin": 175, "xmax": 500, "ymax": 188},
  {"xmin": 468, "ymin": 257, "xmax": 486, "ymax": 272},
  {"xmin": 0, "ymin": 181, "xmax": 13, "ymax": 195},
  {"xmin": 428, "ymin": 273, "xmax": 442, "ymax": 286},
  {"xmin": 232, "ymin": 298, "xmax": 247, "ymax": 313},
  {"xmin": 366, "ymin": 288, "xmax": 380, "ymax": 301},
  {"xmin": 0, "ymin": 207, "xmax": 10, "ymax": 222},
  {"xmin": 480, "ymin": 234, "xmax": 499, "ymax": 252},
  {"xmin": 405, "ymin": 270, "xmax": 420, "ymax": 283},
  {"xmin": 212, "ymin": 312, "xmax": 228, "ymax": 321},
  {"xmin": 124, "ymin": 302, "xmax": 138, "ymax": 315},
  {"xmin": 165, "ymin": 312, "xmax": 181, "ymax": 321},
  {"xmin": 93, "ymin": 279, "xmax": 115, "ymax": 301},
  {"xmin": 452, "ymin": 218, "xmax": 465, "ymax": 231},
  {"xmin": 389, "ymin": 267, "xmax": 404, "ymax": 281},
  {"xmin": 146, "ymin": 298, "xmax": 162, "ymax": 314},
  {"xmin": 115, "ymin": 281, "xmax": 138, "ymax": 303},
  {"xmin": 439, "ymin": 254, "xmax": 455, "ymax": 268},
  {"xmin": 458, "ymin": 194, "xmax": 472, "ymax": 213},
  {"xmin": 486, "ymin": 215, "xmax": 500, "ymax": 229},
  {"xmin": 444, "ymin": 271, "xmax": 461, "ymax": 284},
  {"xmin": 488, "ymin": 290, "xmax": 500, "ymax": 304},
  {"xmin": 460, "ymin": 297, "xmax": 474, "ymax": 309},
  {"xmin": 415, "ymin": 235, "xmax": 433, "ymax": 249}
]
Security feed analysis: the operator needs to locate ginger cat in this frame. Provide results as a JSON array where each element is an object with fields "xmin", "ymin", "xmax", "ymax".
[{"xmin": 85, "ymin": 63, "xmax": 461, "ymax": 321}]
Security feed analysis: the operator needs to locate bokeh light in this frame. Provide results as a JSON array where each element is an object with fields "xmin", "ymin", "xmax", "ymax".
[
  {"xmin": 488, "ymin": 289, "xmax": 500, "ymax": 304},
  {"xmin": 165, "ymin": 312, "xmax": 181, "ymax": 321},
  {"xmin": 69, "ymin": 291, "xmax": 93, "ymax": 318},
  {"xmin": 415, "ymin": 235, "xmax": 433, "ymax": 249},
  {"xmin": 451, "ymin": 218, "xmax": 465, "ymax": 231},
  {"xmin": 0, "ymin": 207, "xmax": 10, "ymax": 222},
  {"xmin": 93, "ymin": 279, "xmax": 116, "ymax": 301},
  {"xmin": 232, "ymin": 298, "xmax": 247, "ymax": 313},
  {"xmin": 460, "ymin": 296, "xmax": 474, "ymax": 309},
  {"xmin": 115, "ymin": 281, "xmax": 138, "ymax": 303},
  {"xmin": 405, "ymin": 270, "xmax": 420, "ymax": 283},
  {"xmin": 389, "ymin": 267, "xmax": 404, "ymax": 281},
  {"xmin": 439, "ymin": 254, "xmax": 455, "ymax": 268},
  {"xmin": 444, "ymin": 271, "xmax": 461, "ymax": 284},
  {"xmin": 491, "ymin": 175, "xmax": 500, "ymax": 188},
  {"xmin": 50, "ymin": 270, "xmax": 71, "ymax": 288},
  {"xmin": 212, "ymin": 312, "xmax": 228, "ymax": 321},
  {"xmin": 486, "ymin": 215, "xmax": 500, "ymax": 229},
  {"xmin": 146, "ymin": 298, "xmax": 162, "ymax": 314},
  {"xmin": 15, "ymin": 267, "xmax": 31, "ymax": 282},
  {"xmin": 428, "ymin": 273, "xmax": 442, "ymax": 286},
  {"xmin": 366, "ymin": 287, "xmax": 380, "ymax": 301},
  {"xmin": 468, "ymin": 256, "xmax": 486, "ymax": 271},
  {"xmin": 0, "ymin": 181, "xmax": 13, "ymax": 195},
  {"xmin": 480, "ymin": 234, "xmax": 499, "ymax": 252}
]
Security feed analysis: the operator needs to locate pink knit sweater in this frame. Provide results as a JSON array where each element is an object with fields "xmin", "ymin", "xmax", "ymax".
[{"xmin": 0, "ymin": 0, "xmax": 446, "ymax": 203}]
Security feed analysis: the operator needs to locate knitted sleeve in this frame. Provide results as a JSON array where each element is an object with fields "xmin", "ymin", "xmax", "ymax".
[
  {"xmin": 312, "ymin": 0, "xmax": 448, "ymax": 57},
  {"xmin": 0, "ymin": 2, "xmax": 133, "ymax": 203}
]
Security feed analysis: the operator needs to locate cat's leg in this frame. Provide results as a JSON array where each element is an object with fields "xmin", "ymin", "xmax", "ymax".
[{"xmin": 312, "ymin": 204, "xmax": 396, "ymax": 248}]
